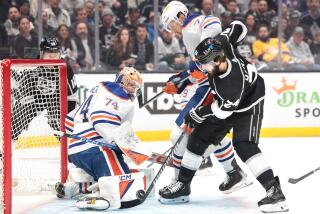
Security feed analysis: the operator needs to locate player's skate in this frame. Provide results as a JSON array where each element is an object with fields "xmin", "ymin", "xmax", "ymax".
[
  {"xmin": 219, "ymin": 160, "xmax": 253, "ymax": 194},
  {"xmin": 76, "ymin": 196, "xmax": 110, "ymax": 211},
  {"xmin": 158, "ymin": 181, "xmax": 190, "ymax": 204},
  {"xmin": 55, "ymin": 182, "xmax": 79, "ymax": 199},
  {"xmin": 258, "ymin": 176, "xmax": 289, "ymax": 213}
]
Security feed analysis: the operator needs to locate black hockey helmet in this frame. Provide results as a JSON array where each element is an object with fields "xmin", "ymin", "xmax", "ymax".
[
  {"xmin": 40, "ymin": 37, "xmax": 61, "ymax": 52},
  {"xmin": 194, "ymin": 38, "xmax": 224, "ymax": 64}
]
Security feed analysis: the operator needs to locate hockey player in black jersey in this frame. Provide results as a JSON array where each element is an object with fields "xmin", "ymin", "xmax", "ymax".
[
  {"xmin": 159, "ymin": 21, "xmax": 289, "ymax": 213},
  {"xmin": 11, "ymin": 37, "xmax": 78, "ymax": 139}
]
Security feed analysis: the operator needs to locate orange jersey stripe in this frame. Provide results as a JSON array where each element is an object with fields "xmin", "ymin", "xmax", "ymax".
[
  {"xmin": 65, "ymin": 120, "xmax": 74, "ymax": 127},
  {"xmin": 215, "ymin": 146, "xmax": 233, "ymax": 159},
  {"xmin": 103, "ymin": 148, "xmax": 123, "ymax": 175},
  {"xmin": 201, "ymin": 18, "xmax": 220, "ymax": 28},
  {"xmin": 91, "ymin": 115, "xmax": 120, "ymax": 122}
]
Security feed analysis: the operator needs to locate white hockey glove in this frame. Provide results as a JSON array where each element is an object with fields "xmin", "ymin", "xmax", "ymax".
[{"xmin": 112, "ymin": 121, "xmax": 141, "ymax": 151}]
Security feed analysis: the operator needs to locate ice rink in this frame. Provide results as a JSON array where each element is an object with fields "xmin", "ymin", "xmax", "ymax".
[{"xmin": 14, "ymin": 137, "xmax": 320, "ymax": 214}]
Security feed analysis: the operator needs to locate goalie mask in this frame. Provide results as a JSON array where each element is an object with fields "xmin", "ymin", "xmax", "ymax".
[
  {"xmin": 40, "ymin": 37, "xmax": 61, "ymax": 59},
  {"xmin": 194, "ymin": 38, "xmax": 225, "ymax": 74},
  {"xmin": 115, "ymin": 67, "xmax": 143, "ymax": 99}
]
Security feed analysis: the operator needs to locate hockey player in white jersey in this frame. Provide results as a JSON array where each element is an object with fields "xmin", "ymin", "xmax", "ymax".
[
  {"xmin": 159, "ymin": 1, "xmax": 251, "ymax": 200},
  {"xmin": 55, "ymin": 67, "xmax": 154, "ymax": 210}
]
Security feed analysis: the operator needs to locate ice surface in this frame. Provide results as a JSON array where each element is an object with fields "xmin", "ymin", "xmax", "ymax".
[{"xmin": 13, "ymin": 137, "xmax": 320, "ymax": 214}]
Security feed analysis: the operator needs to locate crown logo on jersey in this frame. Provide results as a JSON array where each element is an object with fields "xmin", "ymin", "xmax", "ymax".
[{"xmin": 272, "ymin": 77, "xmax": 297, "ymax": 94}]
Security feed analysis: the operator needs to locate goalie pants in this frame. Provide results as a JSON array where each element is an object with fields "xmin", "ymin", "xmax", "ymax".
[
  {"xmin": 179, "ymin": 100, "xmax": 275, "ymax": 186},
  {"xmin": 69, "ymin": 146, "xmax": 131, "ymax": 181}
]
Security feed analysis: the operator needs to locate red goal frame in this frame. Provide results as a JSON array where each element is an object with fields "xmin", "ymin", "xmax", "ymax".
[{"xmin": 1, "ymin": 59, "xmax": 68, "ymax": 214}]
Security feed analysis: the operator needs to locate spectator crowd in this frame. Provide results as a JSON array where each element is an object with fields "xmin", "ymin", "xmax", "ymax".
[{"xmin": 1, "ymin": 0, "xmax": 320, "ymax": 72}]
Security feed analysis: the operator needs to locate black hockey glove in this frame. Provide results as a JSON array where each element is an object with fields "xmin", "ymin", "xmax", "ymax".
[{"xmin": 184, "ymin": 106, "xmax": 214, "ymax": 129}]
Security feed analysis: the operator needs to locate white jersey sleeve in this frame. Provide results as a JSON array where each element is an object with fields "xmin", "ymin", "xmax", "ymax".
[
  {"xmin": 182, "ymin": 14, "xmax": 222, "ymax": 57},
  {"xmin": 87, "ymin": 82, "xmax": 134, "ymax": 143}
]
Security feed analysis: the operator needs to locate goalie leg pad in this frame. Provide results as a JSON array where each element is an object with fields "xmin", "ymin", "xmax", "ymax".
[
  {"xmin": 98, "ymin": 176, "xmax": 121, "ymax": 209},
  {"xmin": 69, "ymin": 167, "xmax": 94, "ymax": 183}
]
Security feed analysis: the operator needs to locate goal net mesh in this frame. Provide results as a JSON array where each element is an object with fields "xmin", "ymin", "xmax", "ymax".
[{"xmin": 1, "ymin": 62, "xmax": 64, "ymax": 195}]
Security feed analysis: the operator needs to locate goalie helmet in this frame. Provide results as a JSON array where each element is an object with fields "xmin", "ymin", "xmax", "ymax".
[
  {"xmin": 115, "ymin": 67, "xmax": 143, "ymax": 99},
  {"xmin": 161, "ymin": 1, "xmax": 188, "ymax": 32}
]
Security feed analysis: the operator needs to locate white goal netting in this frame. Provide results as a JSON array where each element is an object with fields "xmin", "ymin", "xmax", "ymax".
[{"xmin": 0, "ymin": 60, "xmax": 67, "ymax": 213}]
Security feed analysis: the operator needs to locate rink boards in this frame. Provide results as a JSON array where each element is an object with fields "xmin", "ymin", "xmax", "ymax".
[{"xmin": 75, "ymin": 72, "xmax": 320, "ymax": 140}]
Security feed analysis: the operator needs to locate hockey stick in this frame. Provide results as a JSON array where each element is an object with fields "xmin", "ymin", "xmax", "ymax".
[
  {"xmin": 53, "ymin": 130, "xmax": 173, "ymax": 167},
  {"xmin": 288, "ymin": 166, "xmax": 320, "ymax": 184},
  {"xmin": 138, "ymin": 75, "xmax": 190, "ymax": 108},
  {"xmin": 135, "ymin": 131, "xmax": 186, "ymax": 204},
  {"xmin": 53, "ymin": 130, "xmax": 149, "ymax": 166}
]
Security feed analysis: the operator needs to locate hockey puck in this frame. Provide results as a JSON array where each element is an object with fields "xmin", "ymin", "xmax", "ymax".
[{"xmin": 136, "ymin": 190, "xmax": 145, "ymax": 200}]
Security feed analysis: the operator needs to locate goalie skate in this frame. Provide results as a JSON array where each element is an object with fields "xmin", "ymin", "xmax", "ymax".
[
  {"xmin": 158, "ymin": 181, "xmax": 190, "ymax": 204},
  {"xmin": 76, "ymin": 196, "xmax": 110, "ymax": 211}
]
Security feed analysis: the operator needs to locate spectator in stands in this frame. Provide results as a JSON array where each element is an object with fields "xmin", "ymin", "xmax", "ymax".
[
  {"xmin": 310, "ymin": 31, "xmax": 320, "ymax": 64},
  {"xmin": 18, "ymin": 0, "xmax": 34, "ymax": 23},
  {"xmin": 255, "ymin": 0, "xmax": 275, "ymax": 26},
  {"xmin": 286, "ymin": 27, "xmax": 320, "ymax": 70},
  {"xmin": 125, "ymin": 6, "xmax": 143, "ymax": 36},
  {"xmin": 145, "ymin": 11, "xmax": 155, "ymax": 42},
  {"xmin": 35, "ymin": 10, "xmax": 55, "ymax": 38},
  {"xmin": 289, "ymin": 10, "xmax": 314, "ymax": 45},
  {"xmin": 0, "ymin": 0, "xmax": 10, "ymax": 23},
  {"xmin": 107, "ymin": 27, "xmax": 135, "ymax": 69},
  {"xmin": 98, "ymin": 0, "xmax": 106, "ymax": 20},
  {"xmin": 13, "ymin": 16, "xmax": 38, "ymax": 59},
  {"xmin": 270, "ymin": 17, "xmax": 291, "ymax": 42},
  {"xmin": 85, "ymin": 1, "xmax": 95, "ymax": 26},
  {"xmin": 112, "ymin": 0, "xmax": 127, "ymax": 25},
  {"xmin": 281, "ymin": 2, "xmax": 289, "ymax": 19},
  {"xmin": 245, "ymin": 0, "xmax": 259, "ymax": 16},
  {"xmin": 220, "ymin": 11, "xmax": 234, "ymax": 30},
  {"xmin": 237, "ymin": 0, "xmax": 250, "ymax": 14},
  {"xmin": 132, "ymin": 23, "xmax": 154, "ymax": 71},
  {"xmin": 100, "ymin": 8, "xmax": 119, "ymax": 50},
  {"xmin": 301, "ymin": 0, "xmax": 320, "ymax": 41},
  {"xmin": 252, "ymin": 24, "xmax": 292, "ymax": 69},
  {"xmin": 158, "ymin": 29, "xmax": 187, "ymax": 72},
  {"xmin": 200, "ymin": 0, "xmax": 214, "ymax": 16},
  {"xmin": 30, "ymin": 0, "xmax": 50, "ymax": 19},
  {"xmin": 60, "ymin": 0, "xmax": 85, "ymax": 17},
  {"xmin": 243, "ymin": 13, "xmax": 257, "ymax": 45},
  {"xmin": 45, "ymin": 0, "xmax": 71, "ymax": 29},
  {"xmin": 4, "ymin": 5, "xmax": 21, "ymax": 38},
  {"xmin": 56, "ymin": 24, "xmax": 77, "ymax": 68},
  {"xmin": 227, "ymin": 0, "xmax": 242, "ymax": 20},
  {"xmin": 0, "ymin": 23, "xmax": 8, "ymax": 48},
  {"xmin": 70, "ymin": 6, "xmax": 93, "ymax": 37},
  {"xmin": 72, "ymin": 22, "xmax": 95, "ymax": 70}
]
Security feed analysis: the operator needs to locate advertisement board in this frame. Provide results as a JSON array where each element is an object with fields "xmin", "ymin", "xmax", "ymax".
[{"xmin": 75, "ymin": 72, "xmax": 320, "ymax": 140}]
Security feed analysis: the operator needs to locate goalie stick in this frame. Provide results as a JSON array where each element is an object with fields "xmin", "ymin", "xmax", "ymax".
[
  {"xmin": 53, "ymin": 130, "xmax": 150, "ymax": 165},
  {"xmin": 288, "ymin": 166, "xmax": 320, "ymax": 184},
  {"xmin": 53, "ymin": 130, "xmax": 173, "ymax": 167}
]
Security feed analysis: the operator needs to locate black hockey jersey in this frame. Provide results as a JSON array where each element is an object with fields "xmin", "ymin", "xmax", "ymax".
[{"xmin": 207, "ymin": 21, "xmax": 265, "ymax": 119}]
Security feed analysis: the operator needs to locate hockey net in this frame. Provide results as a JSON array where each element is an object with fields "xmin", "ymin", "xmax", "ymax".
[{"xmin": 0, "ymin": 59, "xmax": 68, "ymax": 214}]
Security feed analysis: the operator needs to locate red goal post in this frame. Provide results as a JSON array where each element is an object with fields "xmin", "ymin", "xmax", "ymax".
[{"xmin": 0, "ymin": 59, "xmax": 68, "ymax": 214}]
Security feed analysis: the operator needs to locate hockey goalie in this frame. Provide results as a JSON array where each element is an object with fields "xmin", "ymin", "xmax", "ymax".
[{"xmin": 55, "ymin": 67, "xmax": 154, "ymax": 210}]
